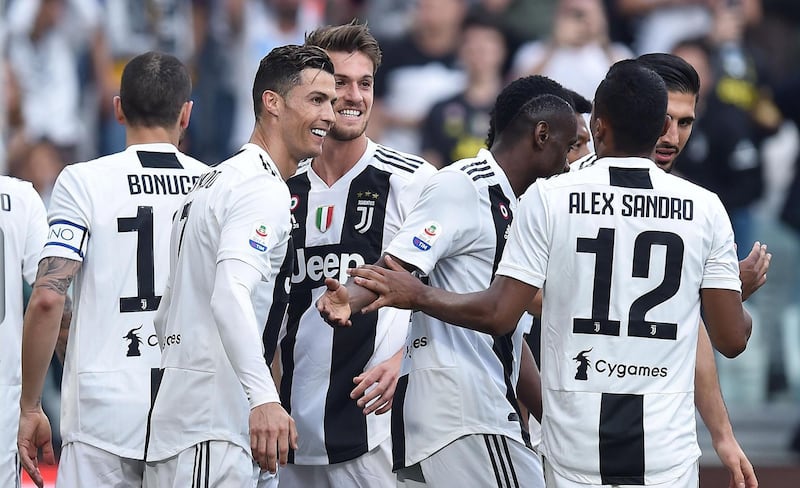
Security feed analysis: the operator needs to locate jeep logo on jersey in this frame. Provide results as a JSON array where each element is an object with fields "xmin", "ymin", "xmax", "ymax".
[
  {"xmin": 354, "ymin": 191, "xmax": 379, "ymax": 234},
  {"xmin": 291, "ymin": 248, "xmax": 366, "ymax": 284},
  {"xmin": 124, "ymin": 325, "xmax": 143, "ymax": 357},
  {"xmin": 315, "ymin": 205, "xmax": 334, "ymax": 233},
  {"xmin": 573, "ymin": 348, "xmax": 592, "ymax": 380},
  {"xmin": 412, "ymin": 221, "xmax": 441, "ymax": 251}
]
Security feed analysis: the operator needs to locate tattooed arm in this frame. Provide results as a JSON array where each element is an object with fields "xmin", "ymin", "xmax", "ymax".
[{"xmin": 18, "ymin": 257, "xmax": 80, "ymax": 487}]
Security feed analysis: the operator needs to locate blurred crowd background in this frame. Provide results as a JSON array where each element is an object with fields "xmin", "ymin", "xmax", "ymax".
[{"xmin": 4, "ymin": 0, "xmax": 800, "ymax": 461}]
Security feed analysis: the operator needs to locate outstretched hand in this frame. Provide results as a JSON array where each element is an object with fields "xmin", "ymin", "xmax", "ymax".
[
  {"xmin": 738, "ymin": 241, "xmax": 771, "ymax": 301},
  {"xmin": 349, "ymin": 255, "xmax": 423, "ymax": 313},
  {"xmin": 317, "ymin": 278, "xmax": 353, "ymax": 327}
]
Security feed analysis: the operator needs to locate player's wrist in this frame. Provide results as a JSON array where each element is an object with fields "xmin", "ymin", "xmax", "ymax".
[{"xmin": 248, "ymin": 390, "xmax": 281, "ymax": 410}]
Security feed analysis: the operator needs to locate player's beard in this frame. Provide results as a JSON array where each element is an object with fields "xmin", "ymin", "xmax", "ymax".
[{"xmin": 329, "ymin": 120, "xmax": 367, "ymax": 142}]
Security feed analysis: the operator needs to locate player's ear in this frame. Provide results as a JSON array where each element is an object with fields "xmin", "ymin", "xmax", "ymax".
[
  {"xmin": 534, "ymin": 121, "xmax": 549, "ymax": 150},
  {"xmin": 113, "ymin": 96, "xmax": 125, "ymax": 124},
  {"xmin": 179, "ymin": 100, "xmax": 193, "ymax": 129},
  {"xmin": 592, "ymin": 115, "xmax": 606, "ymax": 146},
  {"xmin": 262, "ymin": 90, "xmax": 282, "ymax": 118}
]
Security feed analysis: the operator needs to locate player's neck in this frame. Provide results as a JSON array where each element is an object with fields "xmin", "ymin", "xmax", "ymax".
[
  {"xmin": 125, "ymin": 126, "xmax": 180, "ymax": 148},
  {"xmin": 249, "ymin": 126, "xmax": 298, "ymax": 180},
  {"xmin": 311, "ymin": 135, "xmax": 368, "ymax": 186}
]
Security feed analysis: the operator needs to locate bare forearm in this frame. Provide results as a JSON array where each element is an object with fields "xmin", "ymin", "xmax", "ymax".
[
  {"xmin": 517, "ymin": 341, "xmax": 542, "ymax": 422},
  {"xmin": 695, "ymin": 323, "xmax": 733, "ymax": 441}
]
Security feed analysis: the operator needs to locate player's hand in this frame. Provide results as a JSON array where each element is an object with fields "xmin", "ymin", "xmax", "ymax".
[
  {"xmin": 738, "ymin": 241, "xmax": 770, "ymax": 301},
  {"xmin": 351, "ymin": 351, "xmax": 402, "ymax": 415},
  {"xmin": 249, "ymin": 402, "xmax": 297, "ymax": 473},
  {"xmin": 317, "ymin": 278, "xmax": 353, "ymax": 327},
  {"xmin": 712, "ymin": 434, "xmax": 758, "ymax": 488},
  {"xmin": 349, "ymin": 255, "xmax": 422, "ymax": 313},
  {"xmin": 18, "ymin": 406, "xmax": 56, "ymax": 488}
]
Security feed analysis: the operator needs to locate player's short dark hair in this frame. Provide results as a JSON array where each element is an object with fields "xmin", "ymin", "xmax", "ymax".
[
  {"xmin": 487, "ymin": 75, "xmax": 573, "ymax": 147},
  {"xmin": 252, "ymin": 45, "xmax": 335, "ymax": 119},
  {"xmin": 119, "ymin": 51, "xmax": 191, "ymax": 128},
  {"xmin": 594, "ymin": 60, "xmax": 668, "ymax": 154},
  {"xmin": 502, "ymin": 93, "xmax": 576, "ymax": 139},
  {"xmin": 305, "ymin": 20, "xmax": 382, "ymax": 75},
  {"xmin": 564, "ymin": 88, "xmax": 592, "ymax": 114},
  {"xmin": 637, "ymin": 52, "xmax": 700, "ymax": 98}
]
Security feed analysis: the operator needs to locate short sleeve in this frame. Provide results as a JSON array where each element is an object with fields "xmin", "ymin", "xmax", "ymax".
[
  {"xmin": 495, "ymin": 182, "xmax": 550, "ymax": 288},
  {"xmin": 41, "ymin": 167, "xmax": 91, "ymax": 262},
  {"xmin": 385, "ymin": 170, "xmax": 479, "ymax": 275},
  {"xmin": 216, "ymin": 176, "xmax": 291, "ymax": 281},
  {"xmin": 23, "ymin": 184, "xmax": 48, "ymax": 285},
  {"xmin": 701, "ymin": 195, "xmax": 741, "ymax": 291}
]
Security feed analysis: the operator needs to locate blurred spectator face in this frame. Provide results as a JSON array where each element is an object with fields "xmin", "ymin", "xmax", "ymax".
[
  {"xmin": 414, "ymin": 0, "xmax": 467, "ymax": 32},
  {"xmin": 328, "ymin": 50, "xmax": 374, "ymax": 142},
  {"xmin": 17, "ymin": 140, "xmax": 64, "ymax": 199},
  {"xmin": 35, "ymin": 0, "xmax": 66, "ymax": 34},
  {"xmin": 567, "ymin": 113, "xmax": 592, "ymax": 163},
  {"xmin": 554, "ymin": 0, "xmax": 608, "ymax": 47},
  {"xmin": 459, "ymin": 23, "xmax": 507, "ymax": 76}
]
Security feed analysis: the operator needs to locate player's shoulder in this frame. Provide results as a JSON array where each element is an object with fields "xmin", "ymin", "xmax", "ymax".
[
  {"xmin": 370, "ymin": 142, "xmax": 435, "ymax": 180},
  {"xmin": 0, "ymin": 174, "xmax": 36, "ymax": 194},
  {"xmin": 217, "ymin": 144, "xmax": 284, "ymax": 182},
  {"xmin": 175, "ymin": 152, "xmax": 211, "ymax": 172}
]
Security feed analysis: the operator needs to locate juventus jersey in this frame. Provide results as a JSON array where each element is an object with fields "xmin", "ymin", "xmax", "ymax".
[
  {"xmin": 147, "ymin": 144, "xmax": 292, "ymax": 462},
  {"xmin": 384, "ymin": 149, "xmax": 528, "ymax": 470},
  {"xmin": 281, "ymin": 139, "xmax": 435, "ymax": 465},
  {"xmin": 41, "ymin": 143, "xmax": 207, "ymax": 459},
  {"xmin": 496, "ymin": 157, "xmax": 740, "ymax": 485},
  {"xmin": 0, "ymin": 177, "xmax": 47, "ymax": 460}
]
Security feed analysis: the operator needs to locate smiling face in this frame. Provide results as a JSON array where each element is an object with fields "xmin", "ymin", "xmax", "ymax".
[
  {"xmin": 653, "ymin": 90, "xmax": 696, "ymax": 173},
  {"xmin": 280, "ymin": 67, "xmax": 337, "ymax": 160},
  {"xmin": 327, "ymin": 50, "xmax": 374, "ymax": 142}
]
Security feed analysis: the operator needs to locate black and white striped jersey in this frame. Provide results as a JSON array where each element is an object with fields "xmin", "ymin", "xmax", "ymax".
[
  {"xmin": 384, "ymin": 149, "xmax": 529, "ymax": 470},
  {"xmin": 280, "ymin": 139, "xmax": 435, "ymax": 464},
  {"xmin": 497, "ymin": 157, "xmax": 740, "ymax": 485}
]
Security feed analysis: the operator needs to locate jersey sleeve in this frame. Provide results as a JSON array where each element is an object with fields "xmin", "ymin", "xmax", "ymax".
[
  {"xmin": 701, "ymin": 195, "xmax": 741, "ymax": 291},
  {"xmin": 22, "ymin": 184, "xmax": 48, "ymax": 285},
  {"xmin": 495, "ymin": 182, "xmax": 550, "ymax": 288},
  {"xmin": 384, "ymin": 170, "xmax": 480, "ymax": 275},
  {"xmin": 41, "ymin": 167, "xmax": 91, "ymax": 262},
  {"xmin": 216, "ymin": 176, "xmax": 291, "ymax": 281}
]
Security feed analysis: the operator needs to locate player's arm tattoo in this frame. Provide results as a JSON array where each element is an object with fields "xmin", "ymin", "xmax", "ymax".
[{"xmin": 33, "ymin": 257, "xmax": 81, "ymax": 295}]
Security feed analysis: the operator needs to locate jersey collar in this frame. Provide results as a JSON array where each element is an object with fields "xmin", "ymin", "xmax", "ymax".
[
  {"xmin": 477, "ymin": 148, "xmax": 516, "ymax": 199},
  {"xmin": 239, "ymin": 143, "xmax": 283, "ymax": 180},
  {"xmin": 592, "ymin": 156, "xmax": 659, "ymax": 170},
  {"xmin": 125, "ymin": 142, "xmax": 179, "ymax": 153}
]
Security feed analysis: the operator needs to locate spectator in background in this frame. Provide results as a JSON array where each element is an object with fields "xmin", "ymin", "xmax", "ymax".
[
  {"xmin": 228, "ymin": 0, "xmax": 324, "ymax": 153},
  {"xmin": 6, "ymin": 0, "xmax": 110, "ymax": 164},
  {"xmin": 616, "ymin": 0, "xmax": 762, "ymax": 55},
  {"xmin": 510, "ymin": 0, "xmax": 632, "ymax": 101},
  {"xmin": 370, "ymin": 0, "xmax": 468, "ymax": 155},
  {"xmin": 9, "ymin": 139, "xmax": 65, "ymax": 208},
  {"xmin": 420, "ymin": 11, "xmax": 508, "ymax": 168}
]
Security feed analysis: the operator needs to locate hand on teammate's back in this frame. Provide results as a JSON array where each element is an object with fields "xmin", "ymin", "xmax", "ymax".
[{"xmin": 249, "ymin": 402, "xmax": 297, "ymax": 474}]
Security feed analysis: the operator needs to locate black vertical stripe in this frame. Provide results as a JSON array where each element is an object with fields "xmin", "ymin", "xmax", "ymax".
[
  {"xmin": 137, "ymin": 151, "xmax": 184, "ymax": 169},
  {"xmin": 484, "ymin": 435, "xmax": 504, "ymax": 487},
  {"xmin": 391, "ymin": 374, "xmax": 409, "ymax": 471},
  {"xmin": 500, "ymin": 436, "xmax": 520, "ymax": 488},
  {"xmin": 263, "ymin": 237, "xmax": 294, "ymax": 364},
  {"xmin": 192, "ymin": 444, "xmax": 200, "ymax": 488},
  {"xmin": 609, "ymin": 167, "xmax": 653, "ymax": 189},
  {"xmin": 324, "ymin": 167, "xmax": 391, "ymax": 463},
  {"xmin": 491, "ymin": 435, "xmax": 512, "ymax": 487},
  {"xmin": 599, "ymin": 393, "xmax": 645, "ymax": 485},
  {"xmin": 204, "ymin": 441, "xmax": 210, "ymax": 488},
  {"xmin": 143, "ymin": 367, "xmax": 164, "ymax": 458}
]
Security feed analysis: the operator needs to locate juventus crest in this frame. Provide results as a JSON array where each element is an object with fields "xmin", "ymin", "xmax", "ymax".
[{"xmin": 355, "ymin": 191, "xmax": 379, "ymax": 234}]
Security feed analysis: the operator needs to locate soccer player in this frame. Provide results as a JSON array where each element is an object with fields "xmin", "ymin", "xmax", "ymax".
[
  {"xmin": 342, "ymin": 60, "xmax": 752, "ymax": 487},
  {"xmin": 143, "ymin": 45, "xmax": 336, "ymax": 487},
  {"xmin": 17, "ymin": 51, "xmax": 208, "ymax": 488},
  {"xmin": 637, "ymin": 52, "xmax": 763, "ymax": 488},
  {"xmin": 0, "ymin": 177, "xmax": 47, "ymax": 488},
  {"xmin": 277, "ymin": 23, "xmax": 436, "ymax": 487},
  {"xmin": 320, "ymin": 82, "xmax": 578, "ymax": 486}
]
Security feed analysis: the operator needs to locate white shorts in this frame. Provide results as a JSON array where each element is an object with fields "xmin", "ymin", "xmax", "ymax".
[
  {"xmin": 397, "ymin": 434, "xmax": 544, "ymax": 488},
  {"xmin": 542, "ymin": 458, "xmax": 698, "ymax": 488},
  {"xmin": 0, "ymin": 449, "xmax": 20, "ymax": 488},
  {"xmin": 144, "ymin": 440, "xmax": 269, "ymax": 488},
  {"xmin": 278, "ymin": 438, "xmax": 393, "ymax": 488},
  {"xmin": 57, "ymin": 441, "xmax": 143, "ymax": 487}
]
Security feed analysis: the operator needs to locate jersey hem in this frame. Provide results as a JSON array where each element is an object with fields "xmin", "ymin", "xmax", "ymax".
[
  {"xmin": 397, "ymin": 427, "xmax": 526, "ymax": 470},
  {"xmin": 494, "ymin": 263, "xmax": 545, "ymax": 288},
  {"xmin": 61, "ymin": 433, "xmax": 144, "ymax": 460}
]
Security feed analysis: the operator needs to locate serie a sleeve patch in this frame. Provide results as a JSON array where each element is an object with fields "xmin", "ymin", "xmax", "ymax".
[{"xmin": 45, "ymin": 220, "xmax": 88, "ymax": 258}]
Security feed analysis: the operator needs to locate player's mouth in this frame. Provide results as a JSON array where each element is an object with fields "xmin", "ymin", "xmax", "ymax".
[
  {"xmin": 654, "ymin": 146, "xmax": 677, "ymax": 165},
  {"xmin": 338, "ymin": 108, "xmax": 362, "ymax": 119},
  {"xmin": 311, "ymin": 128, "xmax": 328, "ymax": 138}
]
